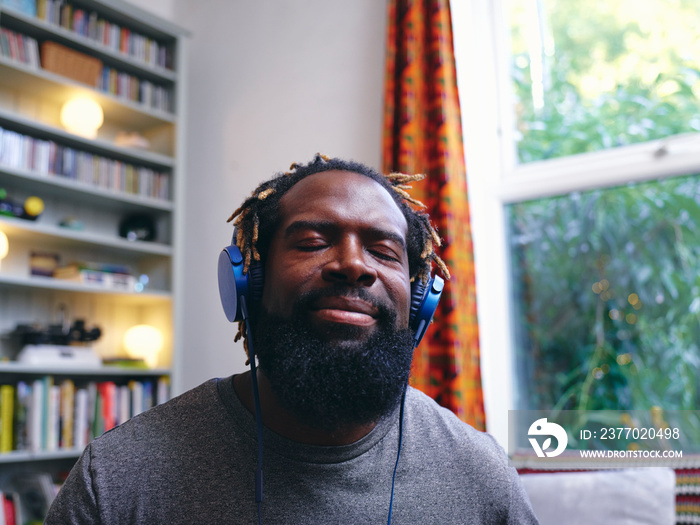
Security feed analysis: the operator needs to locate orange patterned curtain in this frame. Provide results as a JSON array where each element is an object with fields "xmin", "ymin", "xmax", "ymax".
[{"xmin": 382, "ymin": 0, "xmax": 485, "ymax": 429}]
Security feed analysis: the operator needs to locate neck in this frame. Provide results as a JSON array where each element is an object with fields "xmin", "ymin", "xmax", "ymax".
[{"xmin": 233, "ymin": 370, "xmax": 377, "ymax": 446}]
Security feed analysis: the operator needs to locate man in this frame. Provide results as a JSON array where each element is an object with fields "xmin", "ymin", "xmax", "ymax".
[{"xmin": 47, "ymin": 155, "xmax": 539, "ymax": 524}]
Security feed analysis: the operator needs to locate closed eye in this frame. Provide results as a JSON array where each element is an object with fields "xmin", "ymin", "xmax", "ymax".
[
  {"xmin": 296, "ymin": 240, "xmax": 328, "ymax": 251},
  {"xmin": 369, "ymin": 246, "xmax": 401, "ymax": 262}
]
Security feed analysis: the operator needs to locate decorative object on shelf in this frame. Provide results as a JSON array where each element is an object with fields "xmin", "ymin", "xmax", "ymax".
[
  {"xmin": 102, "ymin": 357, "xmax": 148, "ymax": 369},
  {"xmin": 0, "ymin": 189, "xmax": 44, "ymax": 220},
  {"xmin": 123, "ymin": 324, "xmax": 163, "ymax": 368},
  {"xmin": 118, "ymin": 214, "xmax": 156, "ymax": 242},
  {"xmin": 0, "ymin": 229, "xmax": 8, "ymax": 270},
  {"xmin": 17, "ymin": 344, "xmax": 102, "ymax": 367},
  {"xmin": 29, "ymin": 251, "xmax": 60, "ymax": 277},
  {"xmin": 114, "ymin": 131, "xmax": 150, "ymax": 150},
  {"xmin": 9, "ymin": 319, "xmax": 102, "ymax": 347},
  {"xmin": 58, "ymin": 216, "xmax": 84, "ymax": 230},
  {"xmin": 40, "ymin": 41, "xmax": 103, "ymax": 87},
  {"xmin": 134, "ymin": 273, "xmax": 150, "ymax": 292},
  {"xmin": 24, "ymin": 195, "xmax": 45, "ymax": 217},
  {"xmin": 59, "ymin": 97, "xmax": 104, "ymax": 139},
  {"xmin": 0, "ymin": 0, "xmax": 36, "ymax": 16}
]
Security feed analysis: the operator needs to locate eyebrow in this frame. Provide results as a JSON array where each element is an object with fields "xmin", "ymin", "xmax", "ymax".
[{"xmin": 284, "ymin": 220, "xmax": 407, "ymax": 250}]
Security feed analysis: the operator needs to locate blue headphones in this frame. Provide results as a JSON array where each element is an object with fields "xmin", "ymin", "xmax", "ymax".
[{"xmin": 218, "ymin": 236, "xmax": 444, "ymax": 345}]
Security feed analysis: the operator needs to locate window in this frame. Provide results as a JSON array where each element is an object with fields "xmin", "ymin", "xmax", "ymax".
[{"xmin": 452, "ymin": 0, "xmax": 700, "ymax": 445}]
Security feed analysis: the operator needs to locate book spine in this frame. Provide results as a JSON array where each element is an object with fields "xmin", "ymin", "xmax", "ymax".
[
  {"xmin": 74, "ymin": 387, "xmax": 88, "ymax": 449},
  {"xmin": 60, "ymin": 379, "xmax": 75, "ymax": 449},
  {"xmin": 14, "ymin": 382, "xmax": 30, "ymax": 451},
  {"xmin": 46, "ymin": 384, "xmax": 60, "ymax": 451},
  {"xmin": 157, "ymin": 376, "xmax": 170, "ymax": 406},
  {"xmin": 129, "ymin": 380, "xmax": 144, "ymax": 417},
  {"xmin": 0, "ymin": 384, "xmax": 15, "ymax": 453}
]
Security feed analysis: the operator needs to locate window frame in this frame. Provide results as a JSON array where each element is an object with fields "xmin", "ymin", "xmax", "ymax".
[{"xmin": 451, "ymin": 0, "xmax": 700, "ymax": 447}]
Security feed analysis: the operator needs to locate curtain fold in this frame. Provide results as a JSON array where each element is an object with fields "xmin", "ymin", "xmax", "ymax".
[{"xmin": 382, "ymin": 0, "xmax": 485, "ymax": 429}]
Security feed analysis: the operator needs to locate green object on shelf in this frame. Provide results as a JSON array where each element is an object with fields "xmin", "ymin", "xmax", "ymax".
[{"xmin": 102, "ymin": 358, "xmax": 149, "ymax": 369}]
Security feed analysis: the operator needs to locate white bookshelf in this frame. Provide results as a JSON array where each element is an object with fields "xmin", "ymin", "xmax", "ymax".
[{"xmin": 0, "ymin": 0, "xmax": 188, "ymax": 490}]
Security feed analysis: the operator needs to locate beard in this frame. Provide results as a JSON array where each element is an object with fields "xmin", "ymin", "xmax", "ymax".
[{"xmin": 251, "ymin": 286, "xmax": 416, "ymax": 433}]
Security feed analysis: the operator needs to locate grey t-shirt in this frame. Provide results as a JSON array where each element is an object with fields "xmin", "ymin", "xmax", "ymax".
[{"xmin": 46, "ymin": 377, "xmax": 538, "ymax": 524}]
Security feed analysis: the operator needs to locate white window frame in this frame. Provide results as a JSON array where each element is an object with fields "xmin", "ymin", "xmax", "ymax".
[{"xmin": 451, "ymin": 0, "xmax": 700, "ymax": 447}]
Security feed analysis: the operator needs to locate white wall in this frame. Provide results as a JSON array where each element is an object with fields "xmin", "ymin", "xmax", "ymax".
[{"xmin": 127, "ymin": 0, "xmax": 388, "ymax": 393}]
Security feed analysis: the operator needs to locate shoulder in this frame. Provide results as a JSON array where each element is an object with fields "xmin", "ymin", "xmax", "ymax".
[
  {"xmin": 400, "ymin": 388, "xmax": 539, "ymax": 523},
  {"xmin": 403, "ymin": 386, "xmax": 510, "ymax": 475},
  {"xmin": 404, "ymin": 387, "xmax": 501, "ymax": 449}
]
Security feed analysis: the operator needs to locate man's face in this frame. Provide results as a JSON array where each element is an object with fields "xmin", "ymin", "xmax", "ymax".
[
  {"xmin": 253, "ymin": 170, "xmax": 415, "ymax": 432},
  {"xmin": 262, "ymin": 170, "xmax": 411, "ymax": 337}
]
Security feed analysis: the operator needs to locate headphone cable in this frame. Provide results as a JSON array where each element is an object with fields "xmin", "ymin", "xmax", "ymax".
[{"xmin": 241, "ymin": 296, "xmax": 264, "ymax": 525}]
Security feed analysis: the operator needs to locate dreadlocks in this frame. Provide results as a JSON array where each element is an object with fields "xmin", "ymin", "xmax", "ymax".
[{"xmin": 226, "ymin": 153, "xmax": 450, "ymax": 358}]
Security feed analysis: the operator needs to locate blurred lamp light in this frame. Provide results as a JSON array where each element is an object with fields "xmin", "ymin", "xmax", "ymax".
[
  {"xmin": 123, "ymin": 324, "xmax": 164, "ymax": 368},
  {"xmin": 60, "ymin": 97, "xmax": 104, "ymax": 138},
  {"xmin": 0, "ymin": 230, "xmax": 8, "ymax": 269}
]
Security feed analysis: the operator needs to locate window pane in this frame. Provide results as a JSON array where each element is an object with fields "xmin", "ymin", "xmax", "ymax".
[
  {"xmin": 509, "ymin": 174, "xmax": 700, "ymax": 412},
  {"xmin": 509, "ymin": 0, "xmax": 700, "ymax": 163}
]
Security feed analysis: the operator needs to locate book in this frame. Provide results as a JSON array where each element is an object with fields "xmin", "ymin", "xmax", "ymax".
[
  {"xmin": 0, "ymin": 384, "xmax": 15, "ymax": 452},
  {"xmin": 97, "ymin": 382, "xmax": 116, "ymax": 432},
  {"xmin": 29, "ymin": 378, "xmax": 44, "ymax": 452},
  {"xmin": 74, "ymin": 387, "xmax": 88, "ymax": 449},
  {"xmin": 14, "ymin": 381, "xmax": 30, "ymax": 451},
  {"xmin": 46, "ymin": 385, "xmax": 60, "ymax": 451},
  {"xmin": 59, "ymin": 379, "xmax": 75, "ymax": 448},
  {"xmin": 53, "ymin": 266, "xmax": 136, "ymax": 291},
  {"xmin": 0, "ymin": 0, "xmax": 36, "ymax": 17}
]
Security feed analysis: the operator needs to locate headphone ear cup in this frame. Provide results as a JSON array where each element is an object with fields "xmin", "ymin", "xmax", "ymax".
[
  {"xmin": 408, "ymin": 275, "xmax": 445, "ymax": 346},
  {"xmin": 247, "ymin": 262, "xmax": 265, "ymax": 305},
  {"xmin": 218, "ymin": 244, "xmax": 266, "ymax": 322},
  {"xmin": 409, "ymin": 279, "xmax": 428, "ymax": 329}
]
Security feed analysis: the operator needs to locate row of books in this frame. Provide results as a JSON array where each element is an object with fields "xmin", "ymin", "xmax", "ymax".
[
  {"xmin": 0, "ymin": 126, "xmax": 171, "ymax": 201},
  {"xmin": 0, "ymin": 27, "xmax": 40, "ymax": 67},
  {"xmin": 0, "ymin": 376, "xmax": 169, "ymax": 454},
  {"xmin": 98, "ymin": 66, "xmax": 171, "ymax": 113},
  {"xmin": 37, "ymin": 0, "xmax": 173, "ymax": 70},
  {"xmin": 2, "ymin": 25, "xmax": 172, "ymax": 113}
]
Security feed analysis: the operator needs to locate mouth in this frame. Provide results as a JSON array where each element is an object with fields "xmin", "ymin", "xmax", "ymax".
[{"xmin": 310, "ymin": 297, "xmax": 379, "ymax": 327}]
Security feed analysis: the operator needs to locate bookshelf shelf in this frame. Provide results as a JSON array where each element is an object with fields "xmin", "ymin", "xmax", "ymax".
[
  {"xmin": 0, "ymin": 166, "xmax": 174, "ymax": 213},
  {"xmin": 0, "ymin": 273, "xmax": 171, "ymax": 300},
  {"xmin": 0, "ymin": 362, "xmax": 171, "ymax": 377},
  {"xmin": 0, "ymin": 216, "xmax": 173, "ymax": 255},
  {"xmin": 0, "ymin": 448, "xmax": 82, "ymax": 464},
  {"xmin": 0, "ymin": 1, "xmax": 186, "ymax": 507}
]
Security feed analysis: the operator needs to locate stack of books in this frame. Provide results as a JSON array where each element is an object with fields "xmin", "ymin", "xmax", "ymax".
[{"xmin": 53, "ymin": 262, "xmax": 136, "ymax": 290}]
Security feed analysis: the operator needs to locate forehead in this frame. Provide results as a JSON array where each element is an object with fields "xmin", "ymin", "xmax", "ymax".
[{"xmin": 278, "ymin": 170, "xmax": 408, "ymax": 237}]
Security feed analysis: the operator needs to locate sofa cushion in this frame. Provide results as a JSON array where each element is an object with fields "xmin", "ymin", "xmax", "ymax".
[{"xmin": 520, "ymin": 468, "xmax": 676, "ymax": 525}]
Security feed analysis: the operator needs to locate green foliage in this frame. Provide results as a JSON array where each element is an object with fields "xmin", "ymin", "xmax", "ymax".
[
  {"xmin": 510, "ymin": 0, "xmax": 700, "ymax": 163},
  {"xmin": 510, "ymin": 175, "xmax": 700, "ymax": 411}
]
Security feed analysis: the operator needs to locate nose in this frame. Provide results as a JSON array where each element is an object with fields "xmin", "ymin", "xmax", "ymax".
[{"xmin": 321, "ymin": 237, "xmax": 378, "ymax": 287}]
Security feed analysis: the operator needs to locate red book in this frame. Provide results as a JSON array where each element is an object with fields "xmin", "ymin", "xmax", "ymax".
[
  {"xmin": 98, "ymin": 382, "xmax": 116, "ymax": 432},
  {"xmin": 3, "ymin": 494, "xmax": 16, "ymax": 525}
]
